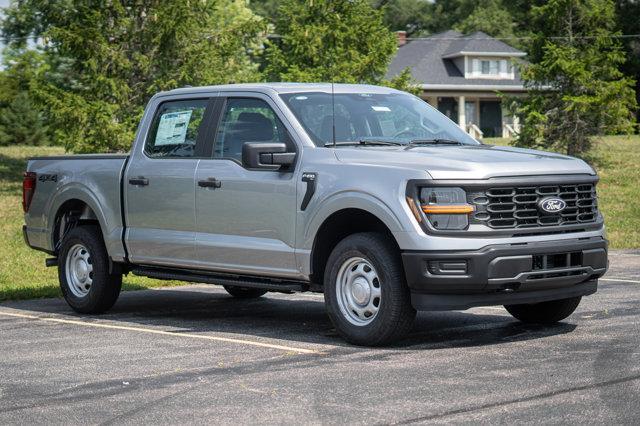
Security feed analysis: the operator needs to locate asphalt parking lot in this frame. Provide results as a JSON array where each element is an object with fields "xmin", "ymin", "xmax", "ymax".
[{"xmin": 1, "ymin": 251, "xmax": 639, "ymax": 424}]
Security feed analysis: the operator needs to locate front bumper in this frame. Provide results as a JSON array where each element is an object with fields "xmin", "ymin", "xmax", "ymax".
[{"xmin": 402, "ymin": 236, "xmax": 607, "ymax": 310}]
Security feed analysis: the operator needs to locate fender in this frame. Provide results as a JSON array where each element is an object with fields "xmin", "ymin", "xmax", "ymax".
[
  {"xmin": 46, "ymin": 182, "xmax": 124, "ymax": 257},
  {"xmin": 301, "ymin": 190, "xmax": 407, "ymax": 251}
]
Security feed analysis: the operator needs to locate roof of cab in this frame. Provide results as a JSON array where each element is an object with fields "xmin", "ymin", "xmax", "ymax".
[{"xmin": 158, "ymin": 82, "xmax": 403, "ymax": 97}]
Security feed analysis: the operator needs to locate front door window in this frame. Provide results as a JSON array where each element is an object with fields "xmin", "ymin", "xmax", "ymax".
[{"xmin": 214, "ymin": 98, "xmax": 289, "ymax": 162}]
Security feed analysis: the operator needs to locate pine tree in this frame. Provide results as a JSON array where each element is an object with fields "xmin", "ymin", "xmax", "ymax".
[
  {"xmin": 0, "ymin": 92, "xmax": 49, "ymax": 146},
  {"xmin": 513, "ymin": 0, "xmax": 637, "ymax": 156}
]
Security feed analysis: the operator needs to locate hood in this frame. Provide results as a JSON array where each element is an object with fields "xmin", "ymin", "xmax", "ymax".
[{"xmin": 333, "ymin": 144, "xmax": 595, "ymax": 180}]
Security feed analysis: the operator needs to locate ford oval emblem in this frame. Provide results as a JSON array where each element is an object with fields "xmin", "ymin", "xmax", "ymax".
[{"xmin": 538, "ymin": 197, "xmax": 567, "ymax": 214}]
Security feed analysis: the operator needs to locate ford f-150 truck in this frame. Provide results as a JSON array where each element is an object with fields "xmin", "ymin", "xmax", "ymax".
[{"xmin": 22, "ymin": 83, "xmax": 608, "ymax": 345}]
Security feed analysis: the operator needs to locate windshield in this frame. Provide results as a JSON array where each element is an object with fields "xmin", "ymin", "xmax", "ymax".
[{"xmin": 280, "ymin": 91, "xmax": 480, "ymax": 147}]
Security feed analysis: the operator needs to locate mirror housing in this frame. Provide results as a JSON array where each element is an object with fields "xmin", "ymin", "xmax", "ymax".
[{"xmin": 242, "ymin": 142, "xmax": 295, "ymax": 170}]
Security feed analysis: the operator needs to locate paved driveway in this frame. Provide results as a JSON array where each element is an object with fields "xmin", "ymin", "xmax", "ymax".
[{"xmin": 1, "ymin": 251, "xmax": 639, "ymax": 424}]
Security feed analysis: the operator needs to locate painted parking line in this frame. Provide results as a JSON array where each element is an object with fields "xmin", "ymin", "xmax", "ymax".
[
  {"xmin": 472, "ymin": 306, "xmax": 507, "ymax": 312},
  {"xmin": 600, "ymin": 278, "xmax": 640, "ymax": 284},
  {"xmin": 0, "ymin": 310, "xmax": 319, "ymax": 355}
]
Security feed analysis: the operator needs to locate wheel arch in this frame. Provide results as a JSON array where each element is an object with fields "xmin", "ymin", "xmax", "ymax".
[
  {"xmin": 309, "ymin": 207, "xmax": 402, "ymax": 286},
  {"xmin": 49, "ymin": 188, "xmax": 107, "ymax": 254}
]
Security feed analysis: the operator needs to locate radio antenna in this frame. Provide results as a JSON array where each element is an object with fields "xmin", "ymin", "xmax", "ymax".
[{"xmin": 331, "ymin": 81, "xmax": 336, "ymax": 147}]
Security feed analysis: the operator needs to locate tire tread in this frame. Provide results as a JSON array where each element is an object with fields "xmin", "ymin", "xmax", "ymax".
[{"xmin": 324, "ymin": 232, "xmax": 415, "ymax": 346}]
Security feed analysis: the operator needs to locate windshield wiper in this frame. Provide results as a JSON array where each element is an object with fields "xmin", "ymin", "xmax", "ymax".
[
  {"xmin": 325, "ymin": 139, "xmax": 403, "ymax": 147},
  {"xmin": 404, "ymin": 139, "xmax": 463, "ymax": 150}
]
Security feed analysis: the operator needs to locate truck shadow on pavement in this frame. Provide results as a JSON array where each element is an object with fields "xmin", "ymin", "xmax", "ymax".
[{"xmin": 2, "ymin": 286, "xmax": 577, "ymax": 350}]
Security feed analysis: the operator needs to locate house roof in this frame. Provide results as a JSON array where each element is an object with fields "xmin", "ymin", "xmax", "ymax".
[
  {"xmin": 386, "ymin": 30, "xmax": 527, "ymax": 91},
  {"xmin": 441, "ymin": 31, "xmax": 526, "ymax": 58}
]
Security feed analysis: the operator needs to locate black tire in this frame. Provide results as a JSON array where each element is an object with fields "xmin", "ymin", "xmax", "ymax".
[
  {"xmin": 324, "ymin": 232, "xmax": 416, "ymax": 346},
  {"xmin": 58, "ymin": 225, "xmax": 122, "ymax": 314},
  {"xmin": 504, "ymin": 296, "xmax": 581, "ymax": 324},
  {"xmin": 223, "ymin": 286, "xmax": 268, "ymax": 299}
]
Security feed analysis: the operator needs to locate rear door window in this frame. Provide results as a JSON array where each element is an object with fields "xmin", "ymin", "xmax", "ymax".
[{"xmin": 145, "ymin": 99, "xmax": 209, "ymax": 158}]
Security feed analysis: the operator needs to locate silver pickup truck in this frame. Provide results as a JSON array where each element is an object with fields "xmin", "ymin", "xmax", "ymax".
[{"xmin": 22, "ymin": 83, "xmax": 608, "ymax": 345}]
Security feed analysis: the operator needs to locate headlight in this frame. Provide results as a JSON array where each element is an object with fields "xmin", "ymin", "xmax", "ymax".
[{"xmin": 409, "ymin": 187, "xmax": 474, "ymax": 230}]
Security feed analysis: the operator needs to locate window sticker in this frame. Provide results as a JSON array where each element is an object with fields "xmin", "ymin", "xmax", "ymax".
[
  {"xmin": 155, "ymin": 110, "xmax": 193, "ymax": 146},
  {"xmin": 371, "ymin": 106, "xmax": 391, "ymax": 112}
]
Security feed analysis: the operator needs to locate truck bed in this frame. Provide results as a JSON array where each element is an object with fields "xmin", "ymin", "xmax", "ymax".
[{"xmin": 24, "ymin": 154, "xmax": 130, "ymax": 261}]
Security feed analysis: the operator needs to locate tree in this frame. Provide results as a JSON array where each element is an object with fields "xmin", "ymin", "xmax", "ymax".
[
  {"xmin": 512, "ymin": 0, "xmax": 637, "ymax": 157},
  {"xmin": 0, "ymin": 91, "xmax": 49, "ymax": 146},
  {"xmin": 248, "ymin": 0, "xmax": 281, "ymax": 23},
  {"xmin": 454, "ymin": 0, "xmax": 518, "ymax": 44},
  {"xmin": 615, "ymin": 0, "xmax": 640, "ymax": 125},
  {"xmin": 0, "ymin": 49, "xmax": 51, "ymax": 146},
  {"xmin": 1, "ymin": 0, "xmax": 267, "ymax": 153},
  {"xmin": 264, "ymin": 0, "xmax": 398, "ymax": 85},
  {"xmin": 372, "ymin": 0, "xmax": 434, "ymax": 35}
]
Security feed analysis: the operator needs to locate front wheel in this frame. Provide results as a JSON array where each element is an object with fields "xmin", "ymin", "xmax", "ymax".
[
  {"xmin": 324, "ymin": 232, "xmax": 416, "ymax": 346},
  {"xmin": 505, "ymin": 296, "xmax": 582, "ymax": 324},
  {"xmin": 58, "ymin": 225, "xmax": 122, "ymax": 314}
]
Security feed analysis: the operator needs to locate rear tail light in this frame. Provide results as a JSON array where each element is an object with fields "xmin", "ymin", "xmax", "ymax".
[{"xmin": 22, "ymin": 172, "xmax": 36, "ymax": 213}]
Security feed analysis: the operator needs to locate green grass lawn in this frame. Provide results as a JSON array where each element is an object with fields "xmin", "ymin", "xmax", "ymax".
[
  {"xmin": 1, "ymin": 137, "xmax": 639, "ymax": 301},
  {"xmin": 0, "ymin": 145, "xmax": 181, "ymax": 301}
]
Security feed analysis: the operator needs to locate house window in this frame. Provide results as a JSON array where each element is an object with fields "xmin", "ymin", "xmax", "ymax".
[
  {"xmin": 481, "ymin": 60, "xmax": 490, "ymax": 74},
  {"xmin": 481, "ymin": 60, "xmax": 500, "ymax": 75},
  {"xmin": 472, "ymin": 58, "xmax": 513, "ymax": 78}
]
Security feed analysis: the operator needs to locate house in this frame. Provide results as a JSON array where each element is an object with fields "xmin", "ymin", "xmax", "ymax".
[{"xmin": 387, "ymin": 30, "xmax": 527, "ymax": 139}]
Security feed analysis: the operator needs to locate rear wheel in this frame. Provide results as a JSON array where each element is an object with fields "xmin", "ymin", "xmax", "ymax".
[
  {"xmin": 324, "ymin": 232, "xmax": 416, "ymax": 346},
  {"xmin": 505, "ymin": 296, "xmax": 581, "ymax": 324},
  {"xmin": 223, "ymin": 286, "xmax": 268, "ymax": 299},
  {"xmin": 58, "ymin": 225, "xmax": 122, "ymax": 314}
]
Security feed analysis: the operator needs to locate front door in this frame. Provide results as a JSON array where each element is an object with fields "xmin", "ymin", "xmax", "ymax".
[
  {"xmin": 194, "ymin": 95, "xmax": 299, "ymax": 278},
  {"xmin": 480, "ymin": 100, "xmax": 502, "ymax": 137},
  {"xmin": 437, "ymin": 97, "xmax": 459, "ymax": 124},
  {"xmin": 125, "ymin": 97, "xmax": 214, "ymax": 267}
]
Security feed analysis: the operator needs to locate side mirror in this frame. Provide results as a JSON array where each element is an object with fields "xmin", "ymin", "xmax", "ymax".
[{"xmin": 242, "ymin": 142, "xmax": 296, "ymax": 170}]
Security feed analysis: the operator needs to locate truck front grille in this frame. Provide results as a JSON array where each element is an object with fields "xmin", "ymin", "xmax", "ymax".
[{"xmin": 470, "ymin": 183, "xmax": 598, "ymax": 229}]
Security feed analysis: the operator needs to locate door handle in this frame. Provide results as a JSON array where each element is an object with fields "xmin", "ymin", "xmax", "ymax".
[
  {"xmin": 128, "ymin": 177, "xmax": 149, "ymax": 186},
  {"xmin": 198, "ymin": 178, "xmax": 222, "ymax": 189}
]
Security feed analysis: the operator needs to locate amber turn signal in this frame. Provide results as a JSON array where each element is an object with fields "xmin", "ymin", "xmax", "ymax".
[
  {"xmin": 405, "ymin": 196, "xmax": 423, "ymax": 222},
  {"xmin": 421, "ymin": 204, "xmax": 475, "ymax": 214}
]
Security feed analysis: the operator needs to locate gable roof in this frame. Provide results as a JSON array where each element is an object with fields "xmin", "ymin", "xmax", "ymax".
[
  {"xmin": 386, "ymin": 30, "xmax": 527, "ymax": 91},
  {"xmin": 442, "ymin": 31, "xmax": 526, "ymax": 58}
]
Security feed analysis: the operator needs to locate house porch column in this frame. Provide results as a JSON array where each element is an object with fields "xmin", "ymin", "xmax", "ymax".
[{"xmin": 457, "ymin": 96, "xmax": 466, "ymax": 131}]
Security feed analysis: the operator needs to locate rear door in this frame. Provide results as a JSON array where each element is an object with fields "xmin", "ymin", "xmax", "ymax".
[
  {"xmin": 125, "ymin": 96, "xmax": 217, "ymax": 267},
  {"xmin": 194, "ymin": 94, "xmax": 300, "ymax": 278}
]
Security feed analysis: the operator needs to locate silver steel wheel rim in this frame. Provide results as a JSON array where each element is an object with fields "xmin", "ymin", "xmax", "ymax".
[
  {"xmin": 335, "ymin": 257, "xmax": 382, "ymax": 326},
  {"xmin": 65, "ymin": 244, "xmax": 93, "ymax": 298}
]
